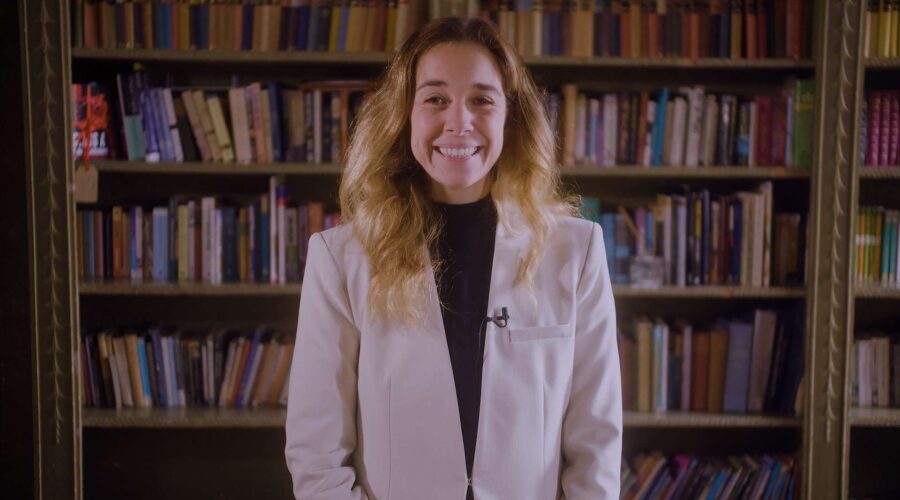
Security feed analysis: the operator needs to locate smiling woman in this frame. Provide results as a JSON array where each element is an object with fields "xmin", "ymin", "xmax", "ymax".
[{"xmin": 285, "ymin": 16, "xmax": 623, "ymax": 500}]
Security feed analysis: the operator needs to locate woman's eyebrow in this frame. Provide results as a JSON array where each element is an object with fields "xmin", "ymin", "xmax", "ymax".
[{"xmin": 415, "ymin": 80, "xmax": 501, "ymax": 95}]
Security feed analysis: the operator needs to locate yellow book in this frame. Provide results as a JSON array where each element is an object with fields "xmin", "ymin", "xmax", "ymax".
[
  {"xmin": 143, "ymin": 0, "xmax": 154, "ymax": 48},
  {"xmin": 124, "ymin": 1, "xmax": 135, "ymax": 48},
  {"xmin": 345, "ymin": 2, "xmax": 360, "ymax": 52},
  {"xmin": 252, "ymin": 1, "xmax": 264, "ymax": 50},
  {"xmin": 180, "ymin": 2, "xmax": 192, "ymax": 50},
  {"xmin": 191, "ymin": 90, "xmax": 223, "ymax": 161},
  {"xmin": 394, "ymin": 0, "xmax": 409, "ymax": 51},
  {"xmin": 124, "ymin": 333, "xmax": 149, "ymax": 408},
  {"xmin": 178, "ymin": 204, "xmax": 189, "ymax": 282},
  {"xmin": 385, "ymin": 1, "xmax": 397, "ymax": 51},
  {"xmin": 516, "ymin": 9, "xmax": 529, "ymax": 56},
  {"xmin": 329, "ymin": 3, "xmax": 342, "ymax": 51},
  {"xmin": 635, "ymin": 318, "xmax": 652, "ymax": 412},
  {"xmin": 206, "ymin": 94, "xmax": 236, "ymax": 162}
]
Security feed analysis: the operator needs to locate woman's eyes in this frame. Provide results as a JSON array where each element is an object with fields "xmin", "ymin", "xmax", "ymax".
[{"xmin": 423, "ymin": 96, "xmax": 494, "ymax": 106}]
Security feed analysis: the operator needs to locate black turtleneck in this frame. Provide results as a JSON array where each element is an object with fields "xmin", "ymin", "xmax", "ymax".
[{"xmin": 432, "ymin": 194, "xmax": 498, "ymax": 483}]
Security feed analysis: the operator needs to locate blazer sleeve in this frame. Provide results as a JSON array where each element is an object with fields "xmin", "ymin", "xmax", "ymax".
[
  {"xmin": 560, "ymin": 222, "xmax": 623, "ymax": 500},
  {"xmin": 285, "ymin": 233, "xmax": 369, "ymax": 500}
]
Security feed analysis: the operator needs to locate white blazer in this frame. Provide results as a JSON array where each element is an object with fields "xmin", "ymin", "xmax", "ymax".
[{"xmin": 285, "ymin": 214, "xmax": 622, "ymax": 500}]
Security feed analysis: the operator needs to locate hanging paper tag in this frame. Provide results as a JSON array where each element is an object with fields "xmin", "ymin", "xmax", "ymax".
[{"xmin": 74, "ymin": 164, "xmax": 98, "ymax": 204}]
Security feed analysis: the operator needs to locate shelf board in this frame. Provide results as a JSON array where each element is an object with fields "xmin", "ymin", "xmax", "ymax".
[
  {"xmin": 854, "ymin": 286, "xmax": 900, "ymax": 299},
  {"xmin": 865, "ymin": 57, "xmax": 900, "ymax": 68},
  {"xmin": 91, "ymin": 160, "xmax": 807, "ymax": 180},
  {"xmin": 71, "ymin": 48, "xmax": 813, "ymax": 70},
  {"xmin": 859, "ymin": 167, "xmax": 900, "ymax": 179},
  {"xmin": 79, "ymin": 282, "xmax": 301, "ymax": 296},
  {"xmin": 850, "ymin": 408, "xmax": 900, "ymax": 427},
  {"xmin": 623, "ymin": 411, "xmax": 801, "ymax": 428},
  {"xmin": 81, "ymin": 407, "xmax": 801, "ymax": 429},
  {"xmin": 78, "ymin": 282, "xmax": 804, "ymax": 298},
  {"xmin": 560, "ymin": 166, "xmax": 809, "ymax": 179},
  {"xmin": 91, "ymin": 160, "xmax": 344, "ymax": 175},
  {"xmin": 613, "ymin": 286, "xmax": 806, "ymax": 299}
]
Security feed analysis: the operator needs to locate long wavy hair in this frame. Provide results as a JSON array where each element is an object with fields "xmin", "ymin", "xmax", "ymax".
[{"xmin": 340, "ymin": 17, "xmax": 578, "ymax": 326}]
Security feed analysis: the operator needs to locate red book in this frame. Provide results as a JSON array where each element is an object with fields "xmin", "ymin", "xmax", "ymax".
[
  {"xmin": 787, "ymin": 0, "xmax": 801, "ymax": 59},
  {"xmin": 691, "ymin": 330, "xmax": 711, "ymax": 411},
  {"xmin": 620, "ymin": 4, "xmax": 631, "ymax": 57},
  {"xmin": 880, "ymin": 92, "xmax": 891, "ymax": 167},
  {"xmin": 891, "ymin": 91, "xmax": 899, "ymax": 166},
  {"xmin": 744, "ymin": 0, "xmax": 757, "ymax": 58},
  {"xmin": 755, "ymin": 96, "xmax": 773, "ymax": 166},
  {"xmin": 771, "ymin": 95, "xmax": 787, "ymax": 165},
  {"xmin": 868, "ymin": 91, "xmax": 881, "ymax": 166}
]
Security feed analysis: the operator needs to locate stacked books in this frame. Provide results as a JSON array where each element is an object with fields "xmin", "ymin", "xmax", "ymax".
[
  {"xmin": 551, "ymin": 81, "xmax": 815, "ymax": 169},
  {"xmin": 76, "ymin": 177, "xmax": 338, "ymax": 285},
  {"xmin": 88, "ymin": 72, "xmax": 371, "ymax": 164},
  {"xmin": 861, "ymin": 90, "xmax": 900, "ymax": 169},
  {"xmin": 80, "ymin": 326, "xmax": 294, "ymax": 409},
  {"xmin": 477, "ymin": 0, "xmax": 813, "ymax": 60},
  {"xmin": 855, "ymin": 206, "xmax": 900, "ymax": 287},
  {"xmin": 864, "ymin": 1, "xmax": 900, "ymax": 58},
  {"xmin": 621, "ymin": 451, "xmax": 799, "ymax": 500},
  {"xmin": 852, "ymin": 333, "xmax": 900, "ymax": 409},
  {"xmin": 617, "ymin": 309, "xmax": 805, "ymax": 415},
  {"xmin": 72, "ymin": 0, "xmax": 429, "ymax": 53},
  {"xmin": 580, "ymin": 184, "xmax": 807, "ymax": 287}
]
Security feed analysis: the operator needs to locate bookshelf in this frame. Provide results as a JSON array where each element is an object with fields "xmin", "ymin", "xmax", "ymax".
[{"xmin": 14, "ymin": 0, "xmax": 874, "ymax": 498}]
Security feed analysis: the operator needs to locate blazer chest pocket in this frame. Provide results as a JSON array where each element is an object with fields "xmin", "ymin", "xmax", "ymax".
[{"xmin": 508, "ymin": 324, "xmax": 571, "ymax": 342}]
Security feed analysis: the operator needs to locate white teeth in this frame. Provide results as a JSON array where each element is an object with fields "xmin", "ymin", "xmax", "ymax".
[{"xmin": 438, "ymin": 146, "xmax": 478, "ymax": 158}]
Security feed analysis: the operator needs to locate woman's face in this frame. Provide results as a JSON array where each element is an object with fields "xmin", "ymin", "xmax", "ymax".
[{"xmin": 410, "ymin": 42, "xmax": 507, "ymax": 204}]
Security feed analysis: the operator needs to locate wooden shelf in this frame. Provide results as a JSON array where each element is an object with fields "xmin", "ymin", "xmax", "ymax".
[
  {"xmin": 71, "ymin": 48, "xmax": 814, "ymax": 70},
  {"xmin": 623, "ymin": 411, "xmax": 801, "ymax": 428},
  {"xmin": 91, "ymin": 160, "xmax": 343, "ymax": 175},
  {"xmin": 79, "ymin": 282, "xmax": 301, "ymax": 296},
  {"xmin": 81, "ymin": 407, "xmax": 801, "ymax": 429},
  {"xmin": 850, "ymin": 408, "xmax": 900, "ymax": 427},
  {"xmin": 78, "ymin": 282, "xmax": 804, "ymax": 298},
  {"xmin": 613, "ymin": 286, "xmax": 806, "ymax": 299},
  {"xmin": 865, "ymin": 57, "xmax": 900, "ymax": 68},
  {"xmin": 82, "ymin": 407, "xmax": 287, "ymax": 428},
  {"xmin": 91, "ymin": 160, "xmax": 808, "ymax": 179},
  {"xmin": 854, "ymin": 285, "xmax": 900, "ymax": 299},
  {"xmin": 859, "ymin": 167, "xmax": 900, "ymax": 179}
]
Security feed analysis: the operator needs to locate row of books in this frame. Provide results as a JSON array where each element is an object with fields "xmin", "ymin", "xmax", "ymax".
[
  {"xmin": 73, "ymin": 75, "xmax": 370, "ymax": 165},
  {"xmin": 621, "ymin": 451, "xmax": 799, "ymax": 500},
  {"xmin": 852, "ymin": 334, "xmax": 900, "ymax": 409},
  {"xmin": 861, "ymin": 90, "xmax": 900, "ymax": 168},
  {"xmin": 552, "ymin": 81, "xmax": 814, "ymax": 169},
  {"xmin": 581, "ymin": 184, "xmax": 808, "ymax": 287},
  {"xmin": 80, "ymin": 326, "xmax": 294, "ymax": 409},
  {"xmin": 76, "ymin": 178, "xmax": 339, "ymax": 284},
  {"xmin": 617, "ymin": 309, "xmax": 804, "ymax": 415},
  {"xmin": 864, "ymin": 0, "xmax": 900, "ymax": 58},
  {"xmin": 480, "ymin": 0, "xmax": 813, "ymax": 60},
  {"xmin": 73, "ymin": 0, "xmax": 428, "ymax": 53},
  {"xmin": 855, "ymin": 206, "xmax": 900, "ymax": 287}
]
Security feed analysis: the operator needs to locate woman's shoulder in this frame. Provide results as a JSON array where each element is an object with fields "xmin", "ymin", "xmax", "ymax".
[
  {"xmin": 311, "ymin": 224, "xmax": 364, "ymax": 261},
  {"xmin": 551, "ymin": 215, "xmax": 601, "ymax": 246}
]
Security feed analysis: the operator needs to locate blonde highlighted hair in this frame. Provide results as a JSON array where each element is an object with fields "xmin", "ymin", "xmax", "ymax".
[{"xmin": 339, "ymin": 17, "xmax": 578, "ymax": 326}]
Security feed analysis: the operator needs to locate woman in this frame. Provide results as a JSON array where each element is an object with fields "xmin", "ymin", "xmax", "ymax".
[{"xmin": 285, "ymin": 17, "xmax": 621, "ymax": 500}]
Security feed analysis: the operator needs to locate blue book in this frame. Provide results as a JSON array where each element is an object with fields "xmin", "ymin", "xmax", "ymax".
[
  {"xmin": 242, "ymin": 4, "xmax": 254, "ymax": 51},
  {"xmin": 337, "ymin": 1, "xmax": 350, "ymax": 52},
  {"xmin": 706, "ymin": 470, "xmax": 728, "ymax": 500},
  {"xmin": 151, "ymin": 89, "xmax": 174, "ymax": 162},
  {"xmin": 152, "ymin": 4, "xmax": 162, "ymax": 49},
  {"xmin": 197, "ymin": 4, "xmax": 209, "ymax": 50},
  {"xmin": 235, "ymin": 328, "xmax": 267, "ymax": 408},
  {"xmin": 161, "ymin": 3, "xmax": 172, "ymax": 49},
  {"xmin": 138, "ymin": 82, "xmax": 161, "ymax": 162},
  {"xmin": 267, "ymin": 82, "xmax": 283, "ymax": 163},
  {"xmin": 613, "ymin": 213, "xmax": 631, "ymax": 284},
  {"xmin": 652, "ymin": 88, "xmax": 669, "ymax": 166},
  {"xmin": 150, "ymin": 328, "xmax": 168, "ymax": 406},
  {"xmin": 136, "ymin": 338, "xmax": 153, "ymax": 406},
  {"xmin": 723, "ymin": 320, "xmax": 754, "ymax": 413},
  {"xmin": 84, "ymin": 211, "xmax": 94, "ymax": 281},
  {"xmin": 297, "ymin": 5, "xmax": 310, "ymax": 50},
  {"xmin": 307, "ymin": 3, "xmax": 319, "ymax": 51},
  {"xmin": 152, "ymin": 208, "xmax": 169, "ymax": 283}
]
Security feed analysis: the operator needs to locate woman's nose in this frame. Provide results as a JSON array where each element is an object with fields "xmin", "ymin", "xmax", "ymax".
[{"xmin": 443, "ymin": 101, "xmax": 474, "ymax": 135}]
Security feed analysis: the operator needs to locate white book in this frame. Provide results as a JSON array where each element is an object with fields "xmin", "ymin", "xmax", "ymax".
[
  {"xmin": 112, "ymin": 336, "xmax": 134, "ymax": 408},
  {"xmin": 229, "ymin": 87, "xmax": 253, "ymax": 164},
  {"xmin": 241, "ymin": 341, "xmax": 267, "ymax": 407},
  {"xmin": 669, "ymin": 96, "xmax": 688, "ymax": 166},
  {"xmin": 700, "ymin": 95, "xmax": 719, "ymax": 166},
  {"xmin": 161, "ymin": 88, "xmax": 183, "ymax": 162},
  {"xmin": 602, "ymin": 94, "xmax": 618, "ymax": 167},
  {"xmin": 681, "ymin": 86, "xmax": 705, "ymax": 167},
  {"xmin": 575, "ymin": 93, "xmax": 587, "ymax": 165}
]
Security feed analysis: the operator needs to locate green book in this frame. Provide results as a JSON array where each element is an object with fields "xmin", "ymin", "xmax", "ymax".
[{"xmin": 792, "ymin": 79, "xmax": 815, "ymax": 169}]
